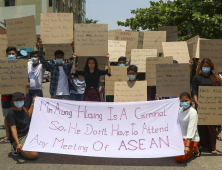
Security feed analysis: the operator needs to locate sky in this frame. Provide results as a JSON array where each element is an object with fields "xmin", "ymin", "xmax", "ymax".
[{"xmin": 86, "ymin": 0, "xmax": 165, "ymax": 31}]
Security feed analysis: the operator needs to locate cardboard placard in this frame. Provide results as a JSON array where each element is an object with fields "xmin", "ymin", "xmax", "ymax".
[
  {"xmin": 74, "ymin": 24, "xmax": 108, "ymax": 56},
  {"xmin": 198, "ymin": 86, "xmax": 222, "ymax": 125},
  {"xmin": 108, "ymin": 29, "xmax": 122, "ymax": 40},
  {"xmin": 6, "ymin": 16, "xmax": 36, "ymax": 48},
  {"xmin": 195, "ymin": 38, "xmax": 209, "ymax": 59},
  {"xmin": 108, "ymin": 40, "xmax": 126, "ymax": 62},
  {"xmin": 186, "ymin": 35, "xmax": 200, "ymax": 58},
  {"xmin": 45, "ymin": 44, "xmax": 73, "ymax": 60},
  {"xmin": 143, "ymin": 31, "xmax": 166, "ymax": 54},
  {"xmin": 146, "ymin": 57, "xmax": 173, "ymax": 86},
  {"xmin": 0, "ymin": 59, "xmax": 28, "ymax": 94},
  {"xmin": 199, "ymin": 39, "xmax": 222, "ymax": 71},
  {"xmin": 105, "ymin": 66, "xmax": 128, "ymax": 95},
  {"xmin": 162, "ymin": 42, "xmax": 190, "ymax": 63},
  {"xmin": 158, "ymin": 26, "xmax": 178, "ymax": 42},
  {"xmin": 131, "ymin": 49, "xmax": 157, "ymax": 72},
  {"xmin": 187, "ymin": 44, "xmax": 193, "ymax": 59},
  {"xmin": 41, "ymin": 13, "xmax": 73, "ymax": 44},
  {"xmin": 115, "ymin": 31, "xmax": 138, "ymax": 60},
  {"xmin": 77, "ymin": 56, "xmax": 107, "ymax": 71},
  {"xmin": 138, "ymin": 32, "xmax": 144, "ymax": 49},
  {"xmin": 114, "ymin": 81, "xmax": 147, "ymax": 102},
  {"xmin": 0, "ymin": 34, "xmax": 7, "ymax": 58},
  {"xmin": 156, "ymin": 64, "xmax": 190, "ymax": 97}
]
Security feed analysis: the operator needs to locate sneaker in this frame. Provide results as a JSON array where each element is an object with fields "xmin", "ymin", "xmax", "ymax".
[{"xmin": 11, "ymin": 145, "xmax": 19, "ymax": 156}]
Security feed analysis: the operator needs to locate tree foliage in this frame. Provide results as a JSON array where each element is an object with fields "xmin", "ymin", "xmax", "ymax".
[
  {"xmin": 117, "ymin": 0, "xmax": 222, "ymax": 41},
  {"xmin": 85, "ymin": 18, "xmax": 98, "ymax": 24}
]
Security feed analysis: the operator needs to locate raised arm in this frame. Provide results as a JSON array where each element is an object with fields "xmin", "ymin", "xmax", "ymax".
[
  {"xmin": 106, "ymin": 53, "xmax": 111, "ymax": 74},
  {"xmin": 72, "ymin": 53, "xmax": 77, "ymax": 74}
]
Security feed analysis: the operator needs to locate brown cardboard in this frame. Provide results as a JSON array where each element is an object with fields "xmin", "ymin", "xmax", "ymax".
[
  {"xmin": 186, "ymin": 35, "xmax": 200, "ymax": 58},
  {"xmin": 158, "ymin": 26, "xmax": 178, "ymax": 42},
  {"xmin": 195, "ymin": 38, "xmax": 209, "ymax": 58},
  {"xmin": 108, "ymin": 40, "xmax": 126, "ymax": 62},
  {"xmin": 0, "ymin": 34, "xmax": 7, "ymax": 58},
  {"xmin": 138, "ymin": 32, "xmax": 144, "ymax": 49},
  {"xmin": 187, "ymin": 44, "xmax": 193, "ymax": 59},
  {"xmin": 45, "ymin": 44, "xmax": 73, "ymax": 60},
  {"xmin": 108, "ymin": 29, "xmax": 122, "ymax": 40}
]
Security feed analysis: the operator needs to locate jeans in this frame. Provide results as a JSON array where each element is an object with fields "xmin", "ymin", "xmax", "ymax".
[{"xmin": 70, "ymin": 94, "xmax": 84, "ymax": 101}]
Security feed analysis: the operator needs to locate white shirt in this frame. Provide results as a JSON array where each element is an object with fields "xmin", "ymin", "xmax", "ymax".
[
  {"xmin": 56, "ymin": 66, "xmax": 69, "ymax": 95},
  {"xmin": 178, "ymin": 107, "xmax": 200, "ymax": 142},
  {"xmin": 28, "ymin": 63, "xmax": 45, "ymax": 90}
]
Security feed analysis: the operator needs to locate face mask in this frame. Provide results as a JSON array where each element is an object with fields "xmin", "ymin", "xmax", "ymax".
[
  {"xmin": 128, "ymin": 75, "xmax": 136, "ymax": 81},
  {"xmin": 31, "ymin": 57, "xmax": 39, "ymax": 64},
  {"xmin": 14, "ymin": 101, "xmax": 24, "ymax": 108},
  {"xmin": 119, "ymin": 64, "xmax": 125, "ymax": 66},
  {"xmin": 56, "ymin": 59, "xmax": 63, "ymax": 64},
  {"xmin": 7, "ymin": 55, "xmax": 16, "ymax": 59},
  {"xmin": 202, "ymin": 67, "xmax": 211, "ymax": 73},
  {"xmin": 180, "ymin": 102, "xmax": 190, "ymax": 109}
]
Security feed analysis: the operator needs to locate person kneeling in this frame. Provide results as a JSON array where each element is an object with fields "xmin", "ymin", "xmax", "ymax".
[{"xmin": 7, "ymin": 92, "xmax": 38, "ymax": 160}]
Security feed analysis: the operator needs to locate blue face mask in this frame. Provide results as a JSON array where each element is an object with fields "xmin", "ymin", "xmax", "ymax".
[
  {"xmin": 128, "ymin": 75, "xmax": 136, "ymax": 81},
  {"xmin": 202, "ymin": 67, "xmax": 211, "ymax": 73},
  {"xmin": 180, "ymin": 102, "xmax": 190, "ymax": 109},
  {"xmin": 14, "ymin": 101, "xmax": 24, "ymax": 108},
  {"xmin": 56, "ymin": 59, "xmax": 63, "ymax": 65},
  {"xmin": 119, "ymin": 64, "xmax": 125, "ymax": 66},
  {"xmin": 31, "ymin": 57, "xmax": 39, "ymax": 64},
  {"xmin": 7, "ymin": 55, "xmax": 16, "ymax": 59}
]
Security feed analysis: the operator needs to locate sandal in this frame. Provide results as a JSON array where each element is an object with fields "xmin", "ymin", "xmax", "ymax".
[
  {"xmin": 0, "ymin": 136, "xmax": 9, "ymax": 143},
  {"xmin": 211, "ymin": 150, "xmax": 217, "ymax": 154},
  {"xmin": 194, "ymin": 150, "xmax": 201, "ymax": 157},
  {"xmin": 216, "ymin": 136, "xmax": 222, "ymax": 141}
]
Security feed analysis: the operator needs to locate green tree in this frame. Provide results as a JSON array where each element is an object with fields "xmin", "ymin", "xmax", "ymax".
[
  {"xmin": 85, "ymin": 18, "xmax": 98, "ymax": 24},
  {"xmin": 117, "ymin": 0, "xmax": 222, "ymax": 41}
]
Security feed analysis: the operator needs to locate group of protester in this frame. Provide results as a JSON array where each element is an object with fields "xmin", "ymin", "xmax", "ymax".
[{"xmin": 1, "ymin": 39, "xmax": 221, "ymax": 163}]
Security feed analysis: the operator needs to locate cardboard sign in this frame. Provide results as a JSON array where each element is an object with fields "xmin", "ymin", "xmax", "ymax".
[
  {"xmin": 45, "ymin": 44, "xmax": 73, "ymax": 60},
  {"xmin": 74, "ymin": 24, "xmax": 108, "ymax": 56},
  {"xmin": 41, "ymin": 13, "xmax": 73, "ymax": 44},
  {"xmin": 146, "ymin": 57, "xmax": 173, "ymax": 86},
  {"xmin": 105, "ymin": 66, "xmax": 128, "ymax": 95},
  {"xmin": 186, "ymin": 35, "xmax": 200, "ymax": 58},
  {"xmin": 158, "ymin": 26, "xmax": 178, "ymax": 42},
  {"xmin": 6, "ymin": 16, "xmax": 36, "ymax": 48},
  {"xmin": 114, "ymin": 81, "xmax": 147, "ymax": 102},
  {"xmin": 78, "ymin": 56, "xmax": 107, "ymax": 71},
  {"xmin": 108, "ymin": 29, "xmax": 122, "ymax": 40},
  {"xmin": 195, "ymin": 38, "xmax": 209, "ymax": 59},
  {"xmin": 156, "ymin": 64, "xmax": 190, "ymax": 97},
  {"xmin": 0, "ymin": 34, "xmax": 7, "ymax": 58},
  {"xmin": 0, "ymin": 59, "xmax": 28, "ymax": 94},
  {"xmin": 187, "ymin": 44, "xmax": 193, "ymax": 59},
  {"xmin": 131, "ymin": 49, "xmax": 157, "ymax": 72},
  {"xmin": 115, "ymin": 31, "xmax": 138, "ymax": 60},
  {"xmin": 198, "ymin": 86, "xmax": 222, "ymax": 125},
  {"xmin": 108, "ymin": 40, "xmax": 126, "ymax": 62},
  {"xmin": 162, "ymin": 42, "xmax": 190, "ymax": 63},
  {"xmin": 199, "ymin": 39, "xmax": 222, "ymax": 71},
  {"xmin": 143, "ymin": 31, "xmax": 166, "ymax": 54},
  {"xmin": 138, "ymin": 32, "xmax": 144, "ymax": 49}
]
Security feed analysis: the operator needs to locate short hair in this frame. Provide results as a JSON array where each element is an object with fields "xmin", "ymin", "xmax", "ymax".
[
  {"xmin": 30, "ymin": 51, "xmax": 39, "ymax": 57},
  {"xmin": 173, "ymin": 60, "xmax": 178, "ymax": 63},
  {"xmin": 6, "ymin": 47, "xmax": 17, "ymax": 54},
  {"xmin": 54, "ymin": 50, "xmax": 64, "ymax": 57},
  {"xmin": 118, "ymin": 56, "xmax": 126, "ymax": 62},
  {"xmin": 127, "ymin": 65, "xmax": 138, "ymax": 73}
]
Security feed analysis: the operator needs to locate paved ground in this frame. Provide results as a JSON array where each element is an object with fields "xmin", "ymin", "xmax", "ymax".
[{"xmin": 0, "ymin": 82, "xmax": 222, "ymax": 170}]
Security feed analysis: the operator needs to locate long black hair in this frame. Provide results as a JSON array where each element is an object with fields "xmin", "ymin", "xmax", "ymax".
[{"xmin": 84, "ymin": 57, "xmax": 99, "ymax": 74}]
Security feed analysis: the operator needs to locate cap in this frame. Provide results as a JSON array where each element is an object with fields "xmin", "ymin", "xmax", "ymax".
[{"xmin": 12, "ymin": 92, "xmax": 24, "ymax": 100}]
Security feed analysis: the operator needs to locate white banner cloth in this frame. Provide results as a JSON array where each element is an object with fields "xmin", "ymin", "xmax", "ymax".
[{"xmin": 23, "ymin": 97, "xmax": 184, "ymax": 158}]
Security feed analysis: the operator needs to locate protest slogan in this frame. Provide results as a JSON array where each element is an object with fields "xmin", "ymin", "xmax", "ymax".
[
  {"xmin": 45, "ymin": 44, "xmax": 73, "ymax": 60},
  {"xmin": 108, "ymin": 40, "xmax": 126, "ymax": 62},
  {"xmin": 23, "ymin": 97, "xmax": 184, "ymax": 158},
  {"xmin": 0, "ymin": 34, "xmax": 7, "ymax": 58},
  {"xmin": 198, "ymin": 86, "xmax": 222, "ymax": 125},
  {"xmin": 108, "ymin": 29, "xmax": 121, "ymax": 40},
  {"xmin": 186, "ymin": 35, "xmax": 200, "ymax": 58},
  {"xmin": 0, "ymin": 59, "xmax": 28, "ymax": 94},
  {"xmin": 158, "ymin": 26, "xmax": 178, "ymax": 42}
]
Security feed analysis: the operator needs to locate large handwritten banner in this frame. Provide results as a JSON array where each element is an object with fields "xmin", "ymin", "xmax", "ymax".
[
  {"xmin": 131, "ymin": 49, "xmax": 157, "ymax": 72},
  {"xmin": 114, "ymin": 81, "xmax": 147, "ymax": 102},
  {"xmin": 198, "ymin": 86, "xmax": 222, "ymax": 125},
  {"xmin": 143, "ymin": 31, "xmax": 166, "ymax": 54},
  {"xmin": 78, "ymin": 56, "xmax": 107, "ymax": 71},
  {"xmin": 146, "ymin": 57, "xmax": 173, "ymax": 86},
  {"xmin": 23, "ymin": 97, "xmax": 184, "ymax": 158},
  {"xmin": 156, "ymin": 64, "xmax": 190, "ymax": 97},
  {"xmin": 41, "ymin": 13, "xmax": 73, "ymax": 44},
  {"xmin": 186, "ymin": 35, "xmax": 200, "ymax": 58},
  {"xmin": 108, "ymin": 40, "xmax": 126, "ymax": 62},
  {"xmin": 6, "ymin": 16, "xmax": 36, "ymax": 48},
  {"xmin": 0, "ymin": 34, "xmax": 7, "ymax": 58},
  {"xmin": 0, "ymin": 59, "xmax": 28, "ymax": 94},
  {"xmin": 105, "ymin": 66, "xmax": 128, "ymax": 95},
  {"xmin": 162, "ymin": 42, "xmax": 190, "ymax": 63},
  {"xmin": 199, "ymin": 39, "xmax": 222, "ymax": 72},
  {"xmin": 115, "ymin": 31, "xmax": 138, "ymax": 60},
  {"xmin": 108, "ymin": 29, "xmax": 122, "ymax": 40},
  {"xmin": 158, "ymin": 26, "xmax": 178, "ymax": 42},
  {"xmin": 45, "ymin": 44, "xmax": 73, "ymax": 60},
  {"xmin": 75, "ymin": 24, "xmax": 108, "ymax": 56}
]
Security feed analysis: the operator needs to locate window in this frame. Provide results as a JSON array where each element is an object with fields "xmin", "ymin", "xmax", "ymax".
[
  {"xmin": 49, "ymin": 0, "xmax": 53, "ymax": 7},
  {"xmin": 5, "ymin": 0, "xmax": 15, "ymax": 6}
]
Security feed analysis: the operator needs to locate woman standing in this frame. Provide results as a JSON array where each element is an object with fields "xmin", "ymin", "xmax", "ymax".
[
  {"xmin": 192, "ymin": 58, "xmax": 221, "ymax": 154},
  {"xmin": 72, "ymin": 54, "xmax": 111, "ymax": 101}
]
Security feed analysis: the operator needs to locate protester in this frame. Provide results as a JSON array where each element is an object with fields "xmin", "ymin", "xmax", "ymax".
[
  {"xmin": 37, "ymin": 39, "xmax": 76, "ymax": 99},
  {"xmin": 192, "ymin": 58, "xmax": 221, "ymax": 154},
  {"xmin": 1, "ymin": 47, "xmax": 18, "ymax": 143},
  {"xmin": 175, "ymin": 92, "xmax": 200, "ymax": 163},
  {"xmin": 7, "ymin": 92, "xmax": 38, "ymax": 159},
  {"xmin": 24, "ymin": 51, "xmax": 46, "ymax": 109},
  {"xmin": 72, "ymin": 54, "xmax": 111, "ymax": 101},
  {"xmin": 118, "ymin": 56, "xmax": 127, "ymax": 66},
  {"xmin": 127, "ymin": 65, "xmax": 138, "ymax": 81}
]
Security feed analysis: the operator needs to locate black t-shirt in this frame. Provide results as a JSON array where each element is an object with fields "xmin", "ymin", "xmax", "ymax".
[{"xmin": 7, "ymin": 109, "xmax": 30, "ymax": 144}]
